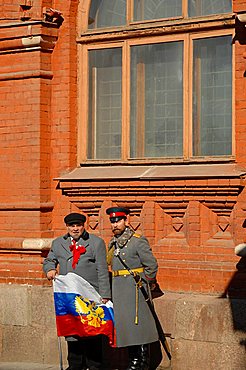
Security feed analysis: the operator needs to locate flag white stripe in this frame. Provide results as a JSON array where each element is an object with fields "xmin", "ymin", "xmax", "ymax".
[{"xmin": 53, "ymin": 272, "xmax": 101, "ymax": 304}]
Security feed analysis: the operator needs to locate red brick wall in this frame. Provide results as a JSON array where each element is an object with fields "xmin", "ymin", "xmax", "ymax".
[{"xmin": 0, "ymin": 0, "xmax": 246, "ymax": 297}]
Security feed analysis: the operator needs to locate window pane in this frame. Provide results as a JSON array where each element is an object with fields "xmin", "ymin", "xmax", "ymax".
[
  {"xmin": 88, "ymin": 0, "xmax": 126, "ymax": 29},
  {"xmin": 130, "ymin": 42, "xmax": 183, "ymax": 158},
  {"xmin": 133, "ymin": 0, "xmax": 182, "ymax": 21},
  {"xmin": 188, "ymin": 0, "xmax": 232, "ymax": 17},
  {"xmin": 192, "ymin": 36, "xmax": 232, "ymax": 156},
  {"xmin": 88, "ymin": 48, "xmax": 122, "ymax": 160}
]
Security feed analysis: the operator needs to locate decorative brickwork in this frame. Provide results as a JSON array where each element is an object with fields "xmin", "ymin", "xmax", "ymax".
[
  {"xmin": 0, "ymin": 0, "xmax": 246, "ymax": 296},
  {"xmin": 1, "ymin": 1, "xmax": 246, "ymax": 368}
]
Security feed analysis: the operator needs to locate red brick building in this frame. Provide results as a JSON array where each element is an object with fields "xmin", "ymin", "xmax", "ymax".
[{"xmin": 1, "ymin": 1, "xmax": 246, "ymax": 368}]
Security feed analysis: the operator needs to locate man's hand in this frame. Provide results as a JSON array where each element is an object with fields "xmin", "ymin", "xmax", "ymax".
[
  {"xmin": 101, "ymin": 298, "xmax": 110, "ymax": 304},
  {"xmin": 46, "ymin": 269, "xmax": 57, "ymax": 280}
]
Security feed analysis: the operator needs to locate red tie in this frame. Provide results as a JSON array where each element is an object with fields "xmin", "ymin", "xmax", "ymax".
[{"xmin": 69, "ymin": 239, "xmax": 86, "ymax": 269}]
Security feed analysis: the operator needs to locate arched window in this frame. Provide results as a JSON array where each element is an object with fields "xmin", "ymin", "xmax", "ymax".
[
  {"xmin": 134, "ymin": 0, "xmax": 182, "ymax": 21},
  {"xmin": 188, "ymin": 0, "xmax": 232, "ymax": 17},
  {"xmin": 88, "ymin": 0, "xmax": 232, "ymax": 27},
  {"xmin": 88, "ymin": 0, "xmax": 126, "ymax": 29},
  {"xmin": 78, "ymin": 1, "xmax": 233, "ymax": 162}
]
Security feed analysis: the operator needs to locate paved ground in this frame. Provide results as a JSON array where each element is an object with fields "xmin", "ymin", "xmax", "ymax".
[
  {"xmin": 0, "ymin": 364, "xmax": 124, "ymax": 370},
  {"xmin": 0, "ymin": 365, "xmax": 126, "ymax": 370},
  {"xmin": 0, "ymin": 364, "xmax": 61, "ymax": 370},
  {"xmin": 0, "ymin": 362, "xmax": 164, "ymax": 370}
]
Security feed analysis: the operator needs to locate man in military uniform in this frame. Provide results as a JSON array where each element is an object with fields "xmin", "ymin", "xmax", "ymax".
[
  {"xmin": 43, "ymin": 212, "xmax": 111, "ymax": 370},
  {"xmin": 106, "ymin": 207, "xmax": 159, "ymax": 370}
]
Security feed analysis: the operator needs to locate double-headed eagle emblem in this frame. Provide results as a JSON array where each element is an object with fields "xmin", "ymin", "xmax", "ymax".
[{"xmin": 75, "ymin": 296, "xmax": 106, "ymax": 327}]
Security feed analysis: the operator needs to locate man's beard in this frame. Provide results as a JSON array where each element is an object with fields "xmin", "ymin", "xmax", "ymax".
[{"xmin": 113, "ymin": 227, "xmax": 125, "ymax": 236}]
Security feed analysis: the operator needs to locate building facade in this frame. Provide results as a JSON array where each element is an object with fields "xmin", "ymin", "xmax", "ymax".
[{"xmin": 1, "ymin": 1, "xmax": 246, "ymax": 369}]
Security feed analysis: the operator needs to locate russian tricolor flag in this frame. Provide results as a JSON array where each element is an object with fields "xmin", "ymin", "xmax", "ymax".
[{"xmin": 53, "ymin": 273, "xmax": 115, "ymax": 345}]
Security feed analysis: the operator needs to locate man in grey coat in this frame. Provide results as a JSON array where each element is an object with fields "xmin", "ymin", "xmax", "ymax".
[
  {"xmin": 106, "ymin": 207, "xmax": 159, "ymax": 370},
  {"xmin": 43, "ymin": 212, "xmax": 111, "ymax": 370}
]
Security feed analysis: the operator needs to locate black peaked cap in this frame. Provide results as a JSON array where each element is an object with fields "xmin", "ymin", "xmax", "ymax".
[{"xmin": 64, "ymin": 212, "xmax": 86, "ymax": 225}]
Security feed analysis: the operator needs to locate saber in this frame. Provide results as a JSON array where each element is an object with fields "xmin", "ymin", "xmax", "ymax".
[{"xmin": 115, "ymin": 251, "xmax": 172, "ymax": 360}]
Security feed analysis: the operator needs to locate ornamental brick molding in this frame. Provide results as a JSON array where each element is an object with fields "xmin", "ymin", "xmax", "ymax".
[{"xmin": 58, "ymin": 179, "xmax": 243, "ymax": 250}]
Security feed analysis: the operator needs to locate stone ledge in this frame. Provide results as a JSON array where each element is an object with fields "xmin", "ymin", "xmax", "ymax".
[
  {"xmin": 56, "ymin": 163, "xmax": 246, "ymax": 181},
  {"xmin": 22, "ymin": 238, "xmax": 54, "ymax": 250}
]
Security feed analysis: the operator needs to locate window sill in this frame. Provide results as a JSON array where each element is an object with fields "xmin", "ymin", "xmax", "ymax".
[
  {"xmin": 79, "ymin": 13, "xmax": 235, "ymax": 43},
  {"xmin": 56, "ymin": 163, "xmax": 246, "ymax": 182}
]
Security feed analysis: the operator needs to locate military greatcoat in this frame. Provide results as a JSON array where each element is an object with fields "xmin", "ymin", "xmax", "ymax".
[
  {"xmin": 43, "ymin": 231, "xmax": 111, "ymax": 299},
  {"xmin": 109, "ymin": 229, "xmax": 159, "ymax": 347}
]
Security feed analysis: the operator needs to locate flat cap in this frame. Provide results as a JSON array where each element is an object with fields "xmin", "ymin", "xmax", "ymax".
[
  {"xmin": 106, "ymin": 207, "xmax": 130, "ymax": 222},
  {"xmin": 64, "ymin": 212, "xmax": 86, "ymax": 225}
]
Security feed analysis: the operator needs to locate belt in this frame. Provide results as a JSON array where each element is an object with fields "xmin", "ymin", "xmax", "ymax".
[{"xmin": 112, "ymin": 267, "xmax": 144, "ymax": 277}]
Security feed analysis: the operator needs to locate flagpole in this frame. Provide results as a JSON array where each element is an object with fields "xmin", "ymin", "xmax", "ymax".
[{"xmin": 58, "ymin": 336, "xmax": 64, "ymax": 370}]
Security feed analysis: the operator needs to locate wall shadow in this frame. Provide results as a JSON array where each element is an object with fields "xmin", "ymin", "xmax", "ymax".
[
  {"xmin": 233, "ymin": 15, "xmax": 246, "ymax": 77},
  {"xmin": 221, "ymin": 256, "xmax": 246, "ymax": 352},
  {"xmin": 233, "ymin": 16, "xmax": 246, "ymax": 46}
]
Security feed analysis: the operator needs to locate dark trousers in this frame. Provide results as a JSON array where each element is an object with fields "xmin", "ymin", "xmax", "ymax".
[{"xmin": 67, "ymin": 336, "xmax": 103, "ymax": 370}]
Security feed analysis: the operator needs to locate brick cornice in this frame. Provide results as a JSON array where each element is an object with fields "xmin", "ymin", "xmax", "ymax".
[
  {"xmin": 0, "ymin": 201, "xmax": 54, "ymax": 211},
  {"xmin": 0, "ymin": 69, "xmax": 53, "ymax": 81},
  {"xmin": 0, "ymin": 21, "xmax": 59, "ymax": 54},
  {"xmin": 60, "ymin": 181, "xmax": 243, "ymax": 220},
  {"xmin": 56, "ymin": 164, "xmax": 246, "ymax": 219}
]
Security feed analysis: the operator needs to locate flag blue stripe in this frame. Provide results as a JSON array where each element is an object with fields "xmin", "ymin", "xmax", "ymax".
[
  {"xmin": 54, "ymin": 292, "xmax": 114, "ymax": 323},
  {"xmin": 54, "ymin": 292, "xmax": 79, "ymax": 316}
]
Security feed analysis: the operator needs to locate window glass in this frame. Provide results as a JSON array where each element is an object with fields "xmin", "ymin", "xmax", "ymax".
[
  {"xmin": 88, "ymin": 48, "xmax": 122, "ymax": 159},
  {"xmin": 88, "ymin": 0, "xmax": 126, "ymax": 29},
  {"xmin": 188, "ymin": 0, "xmax": 232, "ymax": 17},
  {"xmin": 133, "ymin": 0, "xmax": 182, "ymax": 21},
  {"xmin": 192, "ymin": 35, "xmax": 232, "ymax": 156},
  {"xmin": 85, "ymin": 2, "xmax": 233, "ymax": 162},
  {"xmin": 130, "ymin": 42, "xmax": 183, "ymax": 158}
]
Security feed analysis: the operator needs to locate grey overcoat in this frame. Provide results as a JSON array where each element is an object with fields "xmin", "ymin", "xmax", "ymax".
[
  {"xmin": 43, "ymin": 231, "xmax": 111, "ymax": 299},
  {"xmin": 110, "ymin": 233, "xmax": 159, "ymax": 347}
]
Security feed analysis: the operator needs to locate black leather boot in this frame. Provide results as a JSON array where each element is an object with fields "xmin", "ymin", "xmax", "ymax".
[
  {"xmin": 126, "ymin": 345, "xmax": 142, "ymax": 370},
  {"xmin": 140, "ymin": 344, "xmax": 150, "ymax": 370}
]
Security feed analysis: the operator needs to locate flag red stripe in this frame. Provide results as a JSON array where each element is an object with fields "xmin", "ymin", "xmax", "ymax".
[{"xmin": 56, "ymin": 314, "xmax": 116, "ymax": 346}]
